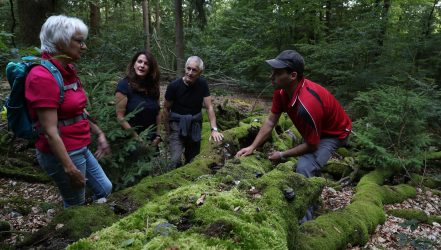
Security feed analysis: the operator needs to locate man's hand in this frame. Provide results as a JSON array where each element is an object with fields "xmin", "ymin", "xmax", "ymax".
[
  {"xmin": 235, "ymin": 146, "xmax": 255, "ymax": 158},
  {"xmin": 65, "ymin": 167, "xmax": 86, "ymax": 189},
  {"xmin": 268, "ymin": 151, "xmax": 284, "ymax": 161},
  {"xmin": 210, "ymin": 131, "xmax": 224, "ymax": 142}
]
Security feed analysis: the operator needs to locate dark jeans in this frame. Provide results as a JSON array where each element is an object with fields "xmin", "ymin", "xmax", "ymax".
[
  {"xmin": 168, "ymin": 121, "xmax": 201, "ymax": 169},
  {"xmin": 296, "ymin": 137, "xmax": 346, "ymax": 223}
]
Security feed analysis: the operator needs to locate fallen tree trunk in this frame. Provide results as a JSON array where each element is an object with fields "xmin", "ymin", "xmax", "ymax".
[
  {"xmin": 68, "ymin": 161, "xmax": 325, "ymax": 249},
  {"xmin": 296, "ymin": 169, "xmax": 416, "ymax": 249}
]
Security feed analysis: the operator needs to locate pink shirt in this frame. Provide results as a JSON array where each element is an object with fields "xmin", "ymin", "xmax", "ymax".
[{"xmin": 25, "ymin": 54, "xmax": 90, "ymax": 153}]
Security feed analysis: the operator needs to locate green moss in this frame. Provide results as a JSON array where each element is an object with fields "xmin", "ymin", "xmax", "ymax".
[
  {"xmin": 388, "ymin": 208, "xmax": 441, "ymax": 224},
  {"xmin": 389, "ymin": 209, "xmax": 429, "ymax": 222},
  {"xmin": 336, "ymin": 147, "xmax": 350, "ymax": 157},
  {"xmin": 323, "ymin": 160, "xmax": 352, "ymax": 178},
  {"xmin": 382, "ymin": 184, "xmax": 417, "ymax": 204},
  {"xmin": 296, "ymin": 169, "xmax": 416, "ymax": 250},
  {"xmin": 18, "ymin": 204, "xmax": 119, "ymax": 249},
  {"xmin": 0, "ymin": 220, "xmax": 11, "ymax": 241},
  {"xmin": 424, "ymin": 151, "xmax": 441, "ymax": 160},
  {"xmin": 0, "ymin": 164, "xmax": 51, "ymax": 183},
  {"xmin": 409, "ymin": 174, "xmax": 441, "ymax": 189},
  {"xmin": 68, "ymin": 154, "xmax": 326, "ymax": 250},
  {"xmin": 0, "ymin": 196, "xmax": 37, "ymax": 215}
]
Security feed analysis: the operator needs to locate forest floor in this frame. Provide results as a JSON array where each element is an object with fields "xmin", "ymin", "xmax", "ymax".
[
  {"xmin": 1, "ymin": 177, "xmax": 440, "ymax": 249},
  {"xmin": 0, "ymin": 81, "xmax": 440, "ymax": 249}
]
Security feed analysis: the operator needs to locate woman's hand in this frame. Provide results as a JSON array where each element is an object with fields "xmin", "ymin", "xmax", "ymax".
[
  {"xmin": 152, "ymin": 135, "xmax": 161, "ymax": 146},
  {"xmin": 95, "ymin": 133, "xmax": 111, "ymax": 159},
  {"xmin": 65, "ymin": 167, "xmax": 86, "ymax": 188}
]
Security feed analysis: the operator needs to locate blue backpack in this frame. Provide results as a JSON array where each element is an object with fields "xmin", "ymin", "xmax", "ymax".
[{"xmin": 5, "ymin": 56, "xmax": 65, "ymax": 139}]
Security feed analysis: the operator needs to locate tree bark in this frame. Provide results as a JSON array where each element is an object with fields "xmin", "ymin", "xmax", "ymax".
[
  {"xmin": 423, "ymin": 0, "xmax": 439, "ymax": 37},
  {"xmin": 195, "ymin": 0, "xmax": 206, "ymax": 29},
  {"xmin": 174, "ymin": 0, "xmax": 185, "ymax": 76},
  {"xmin": 142, "ymin": 0, "xmax": 151, "ymax": 50},
  {"xmin": 16, "ymin": 0, "xmax": 58, "ymax": 46},
  {"xmin": 155, "ymin": 0, "xmax": 161, "ymax": 43},
  {"xmin": 324, "ymin": 0, "xmax": 332, "ymax": 37},
  {"xmin": 132, "ymin": 0, "xmax": 136, "ymax": 21},
  {"xmin": 89, "ymin": 2, "xmax": 101, "ymax": 35},
  {"xmin": 377, "ymin": 0, "xmax": 391, "ymax": 48},
  {"xmin": 8, "ymin": 0, "xmax": 16, "ymax": 47}
]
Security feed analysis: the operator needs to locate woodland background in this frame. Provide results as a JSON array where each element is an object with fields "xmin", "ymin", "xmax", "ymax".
[{"xmin": 0, "ymin": 0, "xmax": 440, "ymax": 249}]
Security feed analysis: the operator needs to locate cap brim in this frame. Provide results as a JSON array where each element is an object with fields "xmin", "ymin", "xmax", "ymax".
[{"xmin": 265, "ymin": 59, "xmax": 288, "ymax": 69}]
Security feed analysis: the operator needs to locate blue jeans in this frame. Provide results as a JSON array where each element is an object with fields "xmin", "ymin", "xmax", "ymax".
[
  {"xmin": 36, "ymin": 147, "xmax": 112, "ymax": 208},
  {"xmin": 296, "ymin": 137, "xmax": 346, "ymax": 223}
]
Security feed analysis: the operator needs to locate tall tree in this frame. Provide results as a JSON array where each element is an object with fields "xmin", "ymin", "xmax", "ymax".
[
  {"xmin": 155, "ymin": 0, "xmax": 161, "ymax": 41},
  {"xmin": 175, "ymin": 0, "xmax": 184, "ymax": 75},
  {"xmin": 89, "ymin": 2, "xmax": 101, "ymax": 35},
  {"xmin": 16, "ymin": 0, "xmax": 59, "ymax": 46},
  {"xmin": 142, "ymin": 0, "xmax": 150, "ymax": 50}
]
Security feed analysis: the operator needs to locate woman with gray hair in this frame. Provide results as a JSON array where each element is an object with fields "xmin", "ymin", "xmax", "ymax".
[{"xmin": 25, "ymin": 15, "xmax": 112, "ymax": 208}]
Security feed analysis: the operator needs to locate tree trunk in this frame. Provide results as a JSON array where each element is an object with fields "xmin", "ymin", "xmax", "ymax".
[
  {"xmin": 104, "ymin": 0, "xmax": 109, "ymax": 23},
  {"xmin": 16, "ymin": 0, "xmax": 58, "ymax": 46},
  {"xmin": 377, "ymin": 0, "xmax": 391, "ymax": 48},
  {"xmin": 324, "ymin": 0, "xmax": 331, "ymax": 37},
  {"xmin": 89, "ymin": 2, "xmax": 100, "ymax": 35},
  {"xmin": 8, "ymin": 0, "xmax": 16, "ymax": 47},
  {"xmin": 423, "ymin": 0, "xmax": 439, "ymax": 37},
  {"xmin": 132, "ymin": 0, "xmax": 136, "ymax": 21},
  {"xmin": 155, "ymin": 0, "xmax": 161, "ymax": 43},
  {"xmin": 174, "ymin": 0, "xmax": 185, "ymax": 76},
  {"xmin": 195, "ymin": 0, "xmax": 206, "ymax": 29},
  {"xmin": 142, "ymin": 0, "xmax": 151, "ymax": 50}
]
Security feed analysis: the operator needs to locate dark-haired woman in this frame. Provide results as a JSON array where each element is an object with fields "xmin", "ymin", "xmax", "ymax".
[{"xmin": 115, "ymin": 51, "xmax": 161, "ymax": 146}]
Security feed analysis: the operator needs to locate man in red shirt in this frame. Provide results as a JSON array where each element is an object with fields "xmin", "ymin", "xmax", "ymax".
[{"xmin": 236, "ymin": 50, "xmax": 352, "ymax": 222}]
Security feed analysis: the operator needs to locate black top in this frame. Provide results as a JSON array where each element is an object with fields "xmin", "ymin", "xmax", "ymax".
[
  {"xmin": 165, "ymin": 77, "xmax": 210, "ymax": 115},
  {"xmin": 115, "ymin": 78, "xmax": 160, "ymax": 134}
]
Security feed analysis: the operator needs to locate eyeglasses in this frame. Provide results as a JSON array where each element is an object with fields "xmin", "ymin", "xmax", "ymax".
[{"xmin": 72, "ymin": 38, "xmax": 86, "ymax": 47}]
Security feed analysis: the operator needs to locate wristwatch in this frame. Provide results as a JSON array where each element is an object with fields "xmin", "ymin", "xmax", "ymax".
[{"xmin": 211, "ymin": 127, "xmax": 218, "ymax": 132}]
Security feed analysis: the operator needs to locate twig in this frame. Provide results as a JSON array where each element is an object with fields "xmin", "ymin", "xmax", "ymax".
[
  {"xmin": 251, "ymin": 83, "xmax": 273, "ymax": 113},
  {"xmin": 0, "ymin": 230, "xmax": 32, "ymax": 235}
]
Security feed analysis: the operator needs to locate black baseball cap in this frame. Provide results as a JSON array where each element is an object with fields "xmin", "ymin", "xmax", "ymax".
[{"xmin": 266, "ymin": 50, "xmax": 304, "ymax": 75}]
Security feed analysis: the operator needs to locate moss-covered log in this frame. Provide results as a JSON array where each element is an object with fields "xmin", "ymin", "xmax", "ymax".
[
  {"xmin": 388, "ymin": 208, "xmax": 441, "ymax": 224},
  {"xmin": 424, "ymin": 151, "xmax": 441, "ymax": 160},
  {"xmin": 17, "ymin": 118, "xmax": 275, "ymax": 248},
  {"xmin": 409, "ymin": 174, "xmax": 441, "ymax": 189},
  {"xmin": 296, "ymin": 169, "xmax": 417, "ymax": 250},
  {"xmin": 16, "ymin": 204, "xmax": 118, "ymax": 249},
  {"xmin": 68, "ymin": 160, "xmax": 325, "ymax": 249}
]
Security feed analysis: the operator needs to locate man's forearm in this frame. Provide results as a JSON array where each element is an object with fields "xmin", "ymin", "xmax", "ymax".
[
  {"xmin": 282, "ymin": 143, "xmax": 317, "ymax": 158},
  {"xmin": 250, "ymin": 119, "xmax": 275, "ymax": 149}
]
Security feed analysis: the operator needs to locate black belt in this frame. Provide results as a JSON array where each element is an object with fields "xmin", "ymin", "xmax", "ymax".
[{"xmin": 58, "ymin": 113, "xmax": 88, "ymax": 127}]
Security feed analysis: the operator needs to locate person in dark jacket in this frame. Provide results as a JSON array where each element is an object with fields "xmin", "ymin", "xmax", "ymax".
[{"xmin": 115, "ymin": 50, "xmax": 161, "ymax": 146}]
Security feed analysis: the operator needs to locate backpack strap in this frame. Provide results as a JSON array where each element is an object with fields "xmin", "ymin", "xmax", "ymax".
[{"xmin": 40, "ymin": 60, "xmax": 65, "ymax": 104}]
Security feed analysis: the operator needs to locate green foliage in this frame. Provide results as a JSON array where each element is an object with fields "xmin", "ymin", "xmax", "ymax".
[{"xmin": 351, "ymin": 85, "xmax": 433, "ymax": 170}]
